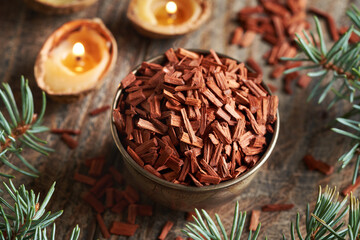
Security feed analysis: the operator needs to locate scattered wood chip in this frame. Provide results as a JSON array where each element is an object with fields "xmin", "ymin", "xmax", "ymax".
[
  {"xmin": 111, "ymin": 200, "xmax": 128, "ymax": 214},
  {"xmin": 123, "ymin": 185, "xmax": 140, "ymax": 204},
  {"xmin": 106, "ymin": 188, "xmax": 114, "ymax": 208},
  {"xmin": 82, "ymin": 192, "xmax": 105, "ymax": 213},
  {"xmin": 89, "ymin": 105, "xmax": 111, "ymax": 116},
  {"xmin": 158, "ymin": 221, "xmax": 174, "ymax": 240},
  {"xmin": 89, "ymin": 156, "xmax": 106, "ymax": 177},
  {"xmin": 231, "ymin": 27, "xmax": 244, "ymax": 44},
  {"xmin": 110, "ymin": 222, "xmax": 139, "ymax": 236},
  {"xmin": 262, "ymin": 204, "xmax": 294, "ymax": 211},
  {"xmin": 127, "ymin": 204, "xmax": 137, "ymax": 224},
  {"xmin": 240, "ymin": 31, "xmax": 257, "ymax": 47},
  {"xmin": 96, "ymin": 213, "xmax": 111, "ymax": 239},
  {"xmin": 342, "ymin": 177, "xmax": 360, "ymax": 196},
  {"xmin": 308, "ymin": 7, "xmax": 339, "ymax": 41},
  {"xmin": 338, "ymin": 26, "xmax": 360, "ymax": 44},
  {"xmin": 186, "ymin": 211, "xmax": 196, "ymax": 221},
  {"xmin": 137, "ymin": 205, "xmax": 153, "ymax": 216},
  {"xmin": 51, "ymin": 128, "xmax": 81, "ymax": 135},
  {"xmin": 108, "ymin": 166, "xmax": 124, "ymax": 184},
  {"xmin": 61, "ymin": 133, "xmax": 78, "ymax": 149},
  {"xmin": 303, "ymin": 154, "xmax": 334, "ymax": 175},
  {"xmin": 297, "ymin": 75, "xmax": 311, "ymax": 88},
  {"xmin": 73, "ymin": 173, "xmax": 96, "ymax": 186},
  {"xmin": 246, "ymin": 58, "xmax": 262, "ymax": 75},
  {"xmin": 249, "ymin": 210, "xmax": 261, "ymax": 231},
  {"xmin": 90, "ymin": 174, "xmax": 113, "ymax": 198}
]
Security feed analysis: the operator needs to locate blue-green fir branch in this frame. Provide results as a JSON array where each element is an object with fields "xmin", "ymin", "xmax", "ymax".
[
  {"xmin": 182, "ymin": 202, "xmax": 260, "ymax": 240},
  {"xmin": 281, "ymin": 186, "xmax": 349, "ymax": 240},
  {"xmin": 0, "ymin": 180, "xmax": 80, "ymax": 240},
  {"xmin": 0, "ymin": 76, "xmax": 53, "ymax": 178},
  {"xmin": 184, "ymin": 186, "xmax": 360, "ymax": 240},
  {"xmin": 283, "ymin": 6, "xmax": 360, "ymax": 184}
]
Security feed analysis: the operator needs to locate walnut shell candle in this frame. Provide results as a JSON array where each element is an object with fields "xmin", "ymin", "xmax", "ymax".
[
  {"xmin": 127, "ymin": 0, "xmax": 212, "ymax": 38},
  {"xmin": 24, "ymin": 0, "xmax": 98, "ymax": 15},
  {"xmin": 34, "ymin": 18, "xmax": 117, "ymax": 102}
]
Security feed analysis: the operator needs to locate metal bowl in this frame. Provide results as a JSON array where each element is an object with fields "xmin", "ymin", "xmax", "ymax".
[{"xmin": 110, "ymin": 49, "xmax": 280, "ymax": 211}]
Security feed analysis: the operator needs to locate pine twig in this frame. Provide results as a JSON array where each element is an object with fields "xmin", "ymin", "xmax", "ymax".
[
  {"xmin": 0, "ymin": 180, "xmax": 80, "ymax": 240},
  {"xmin": 348, "ymin": 193, "xmax": 360, "ymax": 240},
  {"xmin": 283, "ymin": 6, "xmax": 360, "ymax": 183},
  {"xmin": 182, "ymin": 186, "xmax": 360, "ymax": 240},
  {"xmin": 286, "ymin": 186, "xmax": 360, "ymax": 240},
  {"xmin": 182, "ymin": 202, "xmax": 261, "ymax": 240},
  {"xmin": 0, "ymin": 76, "xmax": 53, "ymax": 178}
]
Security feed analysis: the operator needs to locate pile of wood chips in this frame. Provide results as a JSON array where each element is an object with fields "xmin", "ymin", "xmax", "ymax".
[
  {"xmin": 74, "ymin": 157, "xmax": 179, "ymax": 239},
  {"xmin": 113, "ymin": 48, "xmax": 278, "ymax": 187},
  {"xmin": 74, "ymin": 155, "xmax": 297, "ymax": 239},
  {"xmin": 232, "ymin": 0, "xmax": 360, "ymax": 94},
  {"xmin": 231, "ymin": 0, "xmax": 313, "ymax": 93}
]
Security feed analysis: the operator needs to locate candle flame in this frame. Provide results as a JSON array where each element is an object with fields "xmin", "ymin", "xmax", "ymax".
[
  {"xmin": 72, "ymin": 42, "xmax": 85, "ymax": 57},
  {"xmin": 166, "ymin": 1, "xmax": 177, "ymax": 15}
]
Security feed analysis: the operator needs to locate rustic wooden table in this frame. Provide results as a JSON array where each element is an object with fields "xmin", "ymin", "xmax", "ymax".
[{"xmin": 0, "ymin": 0, "xmax": 359, "ymax": 239}]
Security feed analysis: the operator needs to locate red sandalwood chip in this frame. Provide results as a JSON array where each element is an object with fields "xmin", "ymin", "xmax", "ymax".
[
  {"xmin": 110, "ymin": 222, "xmax": 139, "ymax": 236},
  {"xmin": 249, "ymin": 210, "xmax": 261, "ymax": 231},
  {"xmin": 61, "ymin": 133, "xmax": 78, "ymax": 149},
  {"xmin": 262, "ymin": 204, "xmax": 294, "ymax": 211},
  {"xmin": 158, "ymin": 221, "xmax": 174, "ymax": 240}
]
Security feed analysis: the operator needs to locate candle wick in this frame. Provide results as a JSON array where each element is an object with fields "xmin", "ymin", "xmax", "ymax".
[
  {"xmin": 169, "ymin": 12, "xmax": 176, "ymax": 19},
  {"xmin": 76, "ymin": 56, "xmax": 82, "ymax": 61},
  {"xmin": 166, "ymin": 1, "xmax": 177, "ymax": 17}
]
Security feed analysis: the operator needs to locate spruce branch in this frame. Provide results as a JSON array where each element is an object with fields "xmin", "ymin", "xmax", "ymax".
[
  {"xmin": 347, "ymin": 4, "xmax": 360, "ymax": 29},
  {"xmin": 283, "ymin": 6, "xmax": 360, "ymax": 183},
  {"xmin": 348, "ymin": 193, "xmax": 360, "ymax": 240},
  {"xmin": 286, "ymin": 186, "xmax": 348, "ymax": 240},
  {"xmin": 31, "ymin": 224, "xmax": 80, "ymax": 240},
  {"xmin": 0, "ymin": 180, "xmax": 80, "ymax": 240},
  {"xmin": 182, "ymin": 186, "xmax": 360, "ymax": 240},
  {"xmin": 0, "ymin": 76, "xmax": 53, "ymax": 178},
  {"xmin": 287, "ymin": 186, "xmax": 360, "ymax": 240},
  {"xmin": 182, "ymin": 202, "xmax": 261, "ymax": 240}
]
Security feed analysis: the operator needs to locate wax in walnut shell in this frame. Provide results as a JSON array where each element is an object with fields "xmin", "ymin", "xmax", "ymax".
[
  {"xmin": 127, "ymin": 0, "xmax": 212, "ymax": 38},
  {"xmin": 24, "ymin": 0, "xmax": 98, "ymax": 15},
  {"xmin": 34, "ymin": 18, "xmax": 117, "ymax": 102}
]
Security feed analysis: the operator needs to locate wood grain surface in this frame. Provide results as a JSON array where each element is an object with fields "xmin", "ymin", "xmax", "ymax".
[{"xmin": 0, "ymin": 0, "xmax": 359, "ymax": 239}]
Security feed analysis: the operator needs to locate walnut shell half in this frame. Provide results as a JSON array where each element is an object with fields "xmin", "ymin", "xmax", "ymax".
[
  {"xmin": 127, "ymin": 0, "xmax": 212, "ymax": 39},
  {"xmin": 34, "ymin": 18, "xmax": 118, "ymax": 102},
  {"xmin": 24, "ymin": 0, "xmax": 98, "ymax": 15}
]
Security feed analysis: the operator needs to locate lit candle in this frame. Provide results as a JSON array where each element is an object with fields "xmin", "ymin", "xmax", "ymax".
[
  {"xmin": 154, "ymin": 1, "xmax": 181, "ymax": 25},
  {"xmin": 61, "ymin": 42, "xmax": 96, "ymax": 73},
  {"xmin": 72, "ymin": 42, "xmax": 86, "ymax": 72},
  {"xmin": 35, "ymin": 19, "xmax": 117, "ymax": 101},
  {"xmin": 44, "ymin": 27, "xmax": 110, "ymax": 93},
  {"xmin": 127, "ymin": 0, "xmax": 212, "ymax": 38}
]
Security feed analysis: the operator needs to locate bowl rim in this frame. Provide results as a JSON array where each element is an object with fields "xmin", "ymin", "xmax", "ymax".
[{"xmin": 110, "ymin": 49, "xmax": 280, "ymax": 192}]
